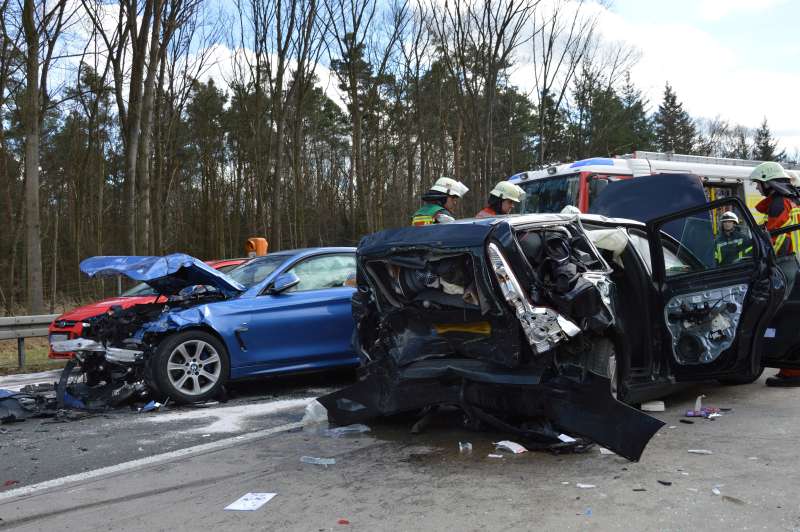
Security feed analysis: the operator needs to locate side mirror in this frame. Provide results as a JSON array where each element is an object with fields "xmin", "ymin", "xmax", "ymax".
[{"xmin": 270, "ymin": 272, "xmax": 300, "ymax": 294}]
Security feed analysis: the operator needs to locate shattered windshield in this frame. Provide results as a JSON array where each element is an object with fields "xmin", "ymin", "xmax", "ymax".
[{"xmin": 226, "ymin": 255, "xmax": 292, "ymax": 288}]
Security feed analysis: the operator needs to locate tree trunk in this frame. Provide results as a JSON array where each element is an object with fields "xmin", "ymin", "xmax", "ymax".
[{"xmin": 22, "ymin": 0, "xmax": 43, "ymax": 314}]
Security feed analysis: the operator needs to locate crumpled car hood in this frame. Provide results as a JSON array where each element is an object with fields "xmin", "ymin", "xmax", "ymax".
[{"xmin": 80, "ymin": 254, "xmax": 245, "ymax": 297}]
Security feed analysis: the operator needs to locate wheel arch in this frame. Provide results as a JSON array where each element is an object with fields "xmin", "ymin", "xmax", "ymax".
[{"xmin": 154, "ymin": 325, "xmax": 232, "ymax": 379}]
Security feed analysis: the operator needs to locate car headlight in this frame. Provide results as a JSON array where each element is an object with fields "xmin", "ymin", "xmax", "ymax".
[{"xmin": 487, "ymin": 243, "xmax": 581, "ymax": 355}]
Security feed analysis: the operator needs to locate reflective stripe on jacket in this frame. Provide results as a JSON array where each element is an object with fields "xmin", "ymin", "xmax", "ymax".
[
  {"xmin": 411, "ymin": 204, "xmax": 447, "ymax": 226},
  {"xmin": 714, "ymin": 230, "xmax": 751, "ymax": 265},
  {"xmin": 756, "ymin": 196, "xmax": 800, "ymax": 256}
]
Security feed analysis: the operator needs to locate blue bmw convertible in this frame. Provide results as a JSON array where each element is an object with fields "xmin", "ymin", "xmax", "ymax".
[{"xmin": 51, "ymin": 248, "xmax": 359, "ymax": 404}]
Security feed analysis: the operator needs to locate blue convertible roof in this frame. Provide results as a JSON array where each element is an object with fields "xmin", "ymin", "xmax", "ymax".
[{"xmin": 80, "ymin": 253, "xmax": 246, "ymax": 297}]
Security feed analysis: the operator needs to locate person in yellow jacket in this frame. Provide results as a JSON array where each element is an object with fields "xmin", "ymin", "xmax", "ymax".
[
  {"xmin": 751, "ymin": 162, "xmax": 800, "ymax": 387},
  {"xmin": 475, "ymin": 181, "xmax": 526, "ymax": 218},
  {"xmin": 411, "ymin": 177, "xmax": 469, "ymax": 226}
]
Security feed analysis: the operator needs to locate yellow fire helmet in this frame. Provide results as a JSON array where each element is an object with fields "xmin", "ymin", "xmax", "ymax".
[
  {"xmin": 750, "ymin": 161, "xmax": 791, "ymax": 182},
  {"xmin": 490, "ymin": 181, "xmax": 526, "ymax": 203}
]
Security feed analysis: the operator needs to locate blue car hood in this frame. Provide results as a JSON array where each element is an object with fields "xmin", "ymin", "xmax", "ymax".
[{"xmin": 79, "ymin": 254, "xmax": 246, "ymax": 297}]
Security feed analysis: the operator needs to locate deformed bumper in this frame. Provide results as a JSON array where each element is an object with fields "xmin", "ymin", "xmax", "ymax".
[{"xmin": 319, "ymin": 359, "xmax": 664, "ymax": 461}]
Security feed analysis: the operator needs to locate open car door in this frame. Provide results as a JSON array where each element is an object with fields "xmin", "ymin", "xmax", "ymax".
[
  {"xmin": 645, "ymin": 197, "xmax": 786, "ymax": 381},
  {"xmin": 760, "ymin": 222, "xmax": 800, "ymax": 369}
]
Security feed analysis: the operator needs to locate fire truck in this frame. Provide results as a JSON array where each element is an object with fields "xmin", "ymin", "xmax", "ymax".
[{"xmin": 508, "ymin": 151, "xmax": 800, "ymax": 223}]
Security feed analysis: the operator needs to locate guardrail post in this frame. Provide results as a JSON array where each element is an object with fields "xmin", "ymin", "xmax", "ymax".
[{"xmin": 17, "ymin": 337, "xmax": 25, "ymax": 369}]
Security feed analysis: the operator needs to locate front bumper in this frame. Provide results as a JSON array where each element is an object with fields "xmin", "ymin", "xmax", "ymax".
[{"xmin": 319, "ymin": 359, "xmax": 664, "ymax": 461}]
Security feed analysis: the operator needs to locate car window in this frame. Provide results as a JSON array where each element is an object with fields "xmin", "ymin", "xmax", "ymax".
[
  {"xmin": 627, "ymin": 231, "xmax": 687, "ymax": 275},
  {"xmin": 287, "ymin": 254, "xmax": 356, "ymax": 292},
  {"xmin": 215, "ymin": 264, "xmax": 240, "ymax": 273},
  {"xmin": 656, "ymin": 204, "xmax": 754, "ymax": 277},
  {"xmin": 227, "ymin": 255, "xmax": 291, "ymax": 288},
  {"xmin": 519, "ymin": 175, "xmax": 580, "ymax": 214}
]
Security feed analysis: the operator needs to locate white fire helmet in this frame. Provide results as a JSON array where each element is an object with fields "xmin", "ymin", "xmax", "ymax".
[
  {"xmin": 431, "ymin": 177, "xmax": 469, "ymax": 197},
  {"xmin": 490, "ymin": 181, "xmax": 526, "ymax": 203}
]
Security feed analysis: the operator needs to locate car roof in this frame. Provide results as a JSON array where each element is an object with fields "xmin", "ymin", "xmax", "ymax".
[
  {"xmin": 237, "ymin": 247, "xmax": 357, "ymax": 265},
  {"xmin": 449, "ymin": 213, "xmax": 645, "ymax": 228}
]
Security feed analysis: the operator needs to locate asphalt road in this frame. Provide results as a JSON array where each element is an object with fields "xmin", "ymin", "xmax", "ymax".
[{"xmin": 1, "ymin": 372, "xmax": 800, "ymax": 531}]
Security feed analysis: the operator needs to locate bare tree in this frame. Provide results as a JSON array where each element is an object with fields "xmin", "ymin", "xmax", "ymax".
[{"xmin": 22, "ymin": 0, "xmax": 69, "ymax": 313}]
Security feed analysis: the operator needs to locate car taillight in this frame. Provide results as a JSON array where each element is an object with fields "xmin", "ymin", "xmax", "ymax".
[{"xmin": 487, "ymin": 243, "xmax": 580, "ymax": 355}]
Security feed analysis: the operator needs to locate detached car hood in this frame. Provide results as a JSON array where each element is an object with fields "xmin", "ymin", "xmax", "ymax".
[{"xmin": 79, "ymin": 254, "xmax": 246, "ymax": 297}]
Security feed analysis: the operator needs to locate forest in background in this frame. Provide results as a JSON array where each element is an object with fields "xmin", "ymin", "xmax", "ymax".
[{"xmin": 0, "ymin": 0, "xmax": 792, "ymax": 313}]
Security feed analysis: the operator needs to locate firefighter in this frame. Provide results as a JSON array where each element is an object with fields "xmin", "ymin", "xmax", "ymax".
[
  {"xmin": 475, "ymin": 181, "xmax": 526, "ymax": 218},
  {"xmin": 751, "ymin": 161, "xmax": 800, "ymax": 387},
  {"xmin": 714, "ymin": 211, "xmax": 751, "ymax": 265},
  {"xmin": 411, "ymin": 177, "xmax": 469, "ymax": 226}
]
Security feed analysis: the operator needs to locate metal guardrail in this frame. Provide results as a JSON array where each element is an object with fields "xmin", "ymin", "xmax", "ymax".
[{"xmin": 0, "ymin": 314, "xmax": 59, "ymax": 368}]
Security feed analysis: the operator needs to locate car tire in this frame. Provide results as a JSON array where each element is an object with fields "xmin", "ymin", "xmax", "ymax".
[
  {"xmin": 150, "ymin": 330, "xmax": 230, "ymax": 404},
  {"xmin": 717, "ymin": 366, "xmax": 764, "ymax": 386}
]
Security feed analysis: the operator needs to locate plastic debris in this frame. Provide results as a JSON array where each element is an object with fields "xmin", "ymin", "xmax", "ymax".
[
  {"xmin": 641, "ymin": 401, "xmax": 665, "ymax": 412},
  {"xmin": 323, "ymin": 424, "xmax": 371, "ymax": 438},
  {"xmin": 585, "ymin": 508, "xmax": 592, "ymax": 516},
  {"xmin": 494, "ymin": 440, "xmax": 527, "ymax": 454},
  {"xmin": 688, "ymin": 449, "xmax": 713, "ymax": 455},
  {"xmin": 138, "ymin": 400, "xmax": 162, "ymax": 413},
  {"xmin": 3, "ymin": 480, "xmax": 19, "ymax": 487},
  {"xmin": 668, "ymin": 426, "xmax": 677, "ymax": 429},
  {"xmin": 458, "ymin": 442, "xmax": 473, "ymax": 453},
  {"xmin": 576, "ymin": 483, "xmax": 596, "ymax": 489},
  {"xmin": 722, "ymin": 495, "xmax": 745, "ymax": 505},
  {"xmin": 597, "ymin": 447, "xmax": 615, "ymax": 455},
  {"xmin": 224, "ymin": 492, "xmax": 276, "ymax": 511},
  {"xmin": 708, "ymin": 413, "xmax": 722, "ymax": 419},
  {"xmin": 747, "ymin": 456, "xmax": 759, "ymax": 460},
  {"xmin": 300, "ymin": 456, "xmax": 336, "ymax": 466},
  {"xmin": 695, "ymin": 394, "xmax": 705, "ymax": 412},
  {"xmin": 712, "ymin": 487, "xmax": 721, "ymax": 496},
  {"xmin": 302, "ymin": 400, "xmax": 328, "ymax": 425},
  {"xmin": 338, "ymin": 519, "xmax": 350, "ymax": 525},
  {"xmin": 561, "ymin": 481, "xmax": 570, "ymax": 485},
  {"xmin": 657, "ymin": 480, "xmax": 672, "ymax": 486},
  {"xmin": 202, "ymin": 434, "xmax": 211, "ymax": 438},
  {"xmin": 558, "ymin": 434, "xmax": 577, "ymax": 443},
  {"xmin": 488, "ymin": 454, "xmax": 504, "ymax": 459},
  {"xmin": 687, "ymin": 488, "xmax": 699, "ymax": 493},
  {"xmin": 632, "ymin": 488, "xmax": 647, "ymax": 492}
]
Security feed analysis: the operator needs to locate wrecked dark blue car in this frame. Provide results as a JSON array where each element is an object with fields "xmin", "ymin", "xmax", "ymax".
[
  {"xmin": 53, "ymin": 248, "xmax": 358, "ymax": 405},
  {"xmin": 321, "ymin": 189, "xmax": 800, "ymax": 461}
]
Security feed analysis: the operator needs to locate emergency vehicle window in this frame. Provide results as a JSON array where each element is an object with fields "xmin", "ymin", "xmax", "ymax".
[
  {"xmin": 287, "ymin": 254, "xmax": 356, "ymax": 291},
  {"xmin": 519, "ymin": 175, "xmax": 580, "ymax": 214},
  {"xmin": 657, "ymin": 204, "xmax": 754, "ymax": 277}
]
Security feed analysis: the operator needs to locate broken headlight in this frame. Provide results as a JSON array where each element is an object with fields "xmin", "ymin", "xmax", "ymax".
[{"xmin": 487, "ymin": 243, "xmax": 581, "ymax": 355}]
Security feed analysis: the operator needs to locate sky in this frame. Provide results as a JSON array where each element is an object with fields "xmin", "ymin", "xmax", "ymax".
[{"xmin": 599, "ymin": 0, "xmax": 800, "ymax": 154}]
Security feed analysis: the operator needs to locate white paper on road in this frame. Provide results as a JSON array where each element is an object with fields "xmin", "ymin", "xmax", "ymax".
[
  {"xmin": 225, "ymin": 492, "xmax": 277, "ymax": 511},
  {"xmin": 557, "ymin": 434, "xmax": 576, "ymax": 443},
  {"xmin": 765, "ymin": 328, "xmax": 776, "ymax": 338}
]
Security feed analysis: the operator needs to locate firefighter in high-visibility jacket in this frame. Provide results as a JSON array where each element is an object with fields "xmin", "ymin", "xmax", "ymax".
[
  {"xmin": 714, "ymin": 211, "xmax": 752, "ymax": 265},
  {"xmin": 751, "ymin": 161, "xmax": 800, "ymax": 387},
  {"xmin": 475, "ymin": 181, "xmax": 526, "ymax": 218},
  {"xmin": 411, "ymin": 177, "xmax": 469, "ymax": 226}
]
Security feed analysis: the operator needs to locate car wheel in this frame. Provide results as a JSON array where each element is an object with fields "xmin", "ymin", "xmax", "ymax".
[
  {"xmin": 718, "ymin": 367, "xmax": 764, "ymax": 386},
  {"xmin": 151, "ymin": 330, "xmax": 229, "ymax": 404}
]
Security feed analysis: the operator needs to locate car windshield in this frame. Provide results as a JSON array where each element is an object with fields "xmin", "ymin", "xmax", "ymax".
[
  {"xmin": 121, "ymin": 282, "xmax": 157, "ymax": 297},
  {"xmin": 226, "ymin": 255, "xmax": 293, "ymax": 288}
]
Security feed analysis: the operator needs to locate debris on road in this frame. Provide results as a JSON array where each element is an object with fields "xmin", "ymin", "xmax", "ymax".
[
  {"xmin": 494, "ymin": 441, "xmax": 528, "ymax": 454},
  {"xmin": 487, "ymin": 454, "xmax": 504, "ymax": 459},
  {"xmin": 597, "ymin": 447, "xmax": 615, "ymax": 455},
  {"xmin": 558, "ymin": 434, "xmax": 577, "ymax": 443},
  {"xmin": 680, "ymin": 419, "xmax": 694, "ymax": 424},
  {"xmin": 632, "ymin": 488, "xmax": 647, "ymax": 492},
  {"xmin": 576, "ymin": 483, "xmax": 596, "ymax": 489},
  {"xmin": 224, "ymin": 492, "xmax": 277, "ymax": 511},
  {"xmin": 688, "ymin": 449, "xmax": 713, "ymax": 455},
  {"xmin": 712, "ymin": 487, "xmax": 721, "ymax": 496},
  {"xmin": 138, "ymin": 400, "xmax": 162, "ymax": 413},
  {"xmin": 2, "ymin": 480, "xmax": 19, "ymax": 487},
  {"xmin": 323, "ymin": 424, "xmax": 371, "ymax": 438},
  {"xmin": 722, "ymin": 495, "xmax": 746, "ymax": 505},
  {"xmin": 657, "ymin": 480, "xmax": 672, "ymax": 486},
  {"xmin": 458, "ymin": 442, "xmax": 473, "ymax": 453},
  {"xmin": 641, "ymin": 401, "xmax": 665, "ymax": 412},
  {"xmin": 300, "ymin": 456, "xmax": 336, "ymax": 466},
  {"xmin": 302, "ymin": 400, "xmax": 328, "ymax": 425},
  {"xmin": 337, "ymin": 519, "xmax": 351, "ymax": 525}
]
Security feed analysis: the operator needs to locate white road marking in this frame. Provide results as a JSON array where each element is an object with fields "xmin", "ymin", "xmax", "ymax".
[
  {"xmin": 142, "ymin": 397, "xmax": 315, "ymax": 433},
  {"xmin": 0, "ymin": 420, "xmax": 305, "ymax": 502}
]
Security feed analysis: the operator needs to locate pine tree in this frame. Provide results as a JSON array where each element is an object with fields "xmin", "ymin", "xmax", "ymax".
[
  {"xmin": 752, "ymin": 117, "xmax": 784, "ymax": 161},
  {"xmin": 653, "ymin": 83, "xmax": 697, "ymax": 154},
  {"xmin": 620, "ymin": 72, "xmax": 655, "ymax": 153}
]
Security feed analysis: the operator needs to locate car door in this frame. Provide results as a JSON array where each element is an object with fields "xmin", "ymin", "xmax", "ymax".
[
  {"xmin": 759, "ymin": 222, "xmax": 800, "ymax": 369},
  {"xmin": 241, "ymin": 253, "xmax": 357, "ymax": 374},
  {"xmin": 644, "ymin": 197, "xmax": 786, "ymax": 381}
]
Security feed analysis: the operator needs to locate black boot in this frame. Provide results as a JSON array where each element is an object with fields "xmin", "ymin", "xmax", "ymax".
[{"xmin": 766, "ymin": 373, "xmax": 800, "ymax": 387}]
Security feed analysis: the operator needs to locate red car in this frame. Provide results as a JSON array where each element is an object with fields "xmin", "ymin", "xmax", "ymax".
[{"xmin": 48, "ymin": 258, "xmax": 247, "ymax": 359}]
